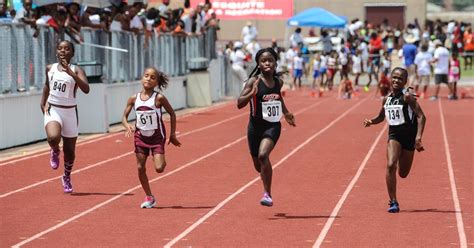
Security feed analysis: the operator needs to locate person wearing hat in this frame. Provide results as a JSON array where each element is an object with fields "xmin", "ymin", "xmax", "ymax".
[
  {"xmin": 430, "ymin": 39, "xmax": 455, "ymax": 100},
  {"xmin": 241, "ymin": 21, "xmax": 258, "ymax": 45},
  {"xmin": 400, "ymin": 34, "xmax": 418, "ymax": 87},
  {"xmin": 230, "ymin": 41, "xmax": 248, "ymax": 91}
]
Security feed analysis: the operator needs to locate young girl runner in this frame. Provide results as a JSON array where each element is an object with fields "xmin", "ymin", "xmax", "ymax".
[
  {"xmin": 448, "ymin": 53, "xmax": 460, "ymax": 100},
  {"xmin": 364, "ymin": 67, "xmax": 426, "ymax": 213},
  {"xmin": 237, "ymin": 48, "xmax": 296, "ymax": 207},
  {"xmin": 122, "ymin": 67, "xmax": 181, "ymax": 208},
  {"xmin": 40, "ymin": 40, "xmax": 90, "ymax": 193}
]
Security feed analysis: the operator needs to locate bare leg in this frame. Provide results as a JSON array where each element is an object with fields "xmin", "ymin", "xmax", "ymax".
[
  {"xmin": 153, "ymin": 154, "xmax": 167, "ymax": 173},
  {"xmin": 398, "ymin": 149, "xmax": 415, "ymax": 178},
  {"xmin": 136, "ymin": 153, "xmax": 152, "ymax": 196},
  {"xmin": 386, "ymin": 140, "xmax": 402, "ymax": 201},
  {"xmin": 45, "ymin": 121, "xmax": 61, "ymax": 151},
  {"xmin": 258, "ymin": 138, "xmax": 276, "ymax": 196}
]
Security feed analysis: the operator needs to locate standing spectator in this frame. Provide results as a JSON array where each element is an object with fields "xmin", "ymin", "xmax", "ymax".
[
  {"xmin": 241, "ymin": 21, "xmax": 258, "ymax": 45},
  {"xmin": 463, "ymin": 27, "xmax": 474, "ymax": 70},
  {"xmin": 230, "ymin": 41, "xmax": 248, "ymax": 89},
  {"xmin": 81, "ymin": 6, "xmax": 105, "ymax": 30},
  {"xmin": 289, "ymin": 27, "xmax": 304, "ymax": 48},
  {"xmin": 414, "ymin": 43, "xmax": 432, "ymax": 99},
  {"xmin": 246, "ymin": 39, "xmax": 261, "ymax": 60},
  {"xmin": 430, "ymin": 40, "xmax": 454, "ymax": 100},
  {"xmin": 158, "ymin": 0, "xmax": 170, "ymax": 14},
  {"xmin": 320, "ymin": 29, "xmax": 333, "ymax": 54},
  {"xmin": 401, "ymin": 35, "xmax": 418, "ymax": 87}
]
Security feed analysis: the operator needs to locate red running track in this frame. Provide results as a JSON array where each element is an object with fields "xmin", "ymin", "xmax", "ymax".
[{"xmin": 0, "ymin": 88, "xmax": 472, "ymax": 247}]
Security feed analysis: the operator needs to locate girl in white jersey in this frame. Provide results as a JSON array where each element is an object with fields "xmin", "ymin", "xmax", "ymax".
[
  {"xmin": 40, "ymin": 40, "xmax": 90, "ymax": 193},
  {"xmin": 122, "ymin": 67, "xmax": 181, "ymax": 208}
]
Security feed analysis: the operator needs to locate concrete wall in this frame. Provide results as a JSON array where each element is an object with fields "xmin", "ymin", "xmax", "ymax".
[{"xmin": 0, "ymin": 62, "xmax": 225, "ymax": 149}]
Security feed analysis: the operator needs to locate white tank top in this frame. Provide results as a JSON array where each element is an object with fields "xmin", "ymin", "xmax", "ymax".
[
  {"xmin": 134, "ymin": 92, "xmax": 164, "ymax": 138},
  {"xmin": 48, "ymin": 63, "xmax": 77, "ymax": 106}
]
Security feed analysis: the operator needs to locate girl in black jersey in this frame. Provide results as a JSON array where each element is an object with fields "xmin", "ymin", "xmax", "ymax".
[
  {"xmin": 237, "ymin": 48, "xmax": 296, "ymax": 207},
  {"xmin": 364, "ymin": 67, "xmax": 426, "ymax": 213}
]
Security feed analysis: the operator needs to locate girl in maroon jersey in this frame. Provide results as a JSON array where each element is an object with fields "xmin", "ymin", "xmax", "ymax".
[{"xmin": 122, "ymin": 67, "xmax": 181, "ymax": 208}]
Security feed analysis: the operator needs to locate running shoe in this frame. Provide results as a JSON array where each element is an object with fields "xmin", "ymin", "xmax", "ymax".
[
  {"xmin": 140, "ymin": 195, "xmax": 156, "ymax": 209},
  {"xmin": 260, "ymin": 192, "xmax": 273, "ymax": 207},
  {"xmin": 50, "ymin": 149, "xmax": 60, "ymax": 170},
  {"xmin": 430, "ymin": 96, "xmax": 438, "ymax": 101},
  {"xmin": 364, "ymin": 86, "xmax": 370, "ymax": 92},
  {"xmin": 62, "ymin": 175, "xmax": 73, "ymax": 193},
  {"xmin": 387, "ymin": 200, "xmax": 400, "ymax": 213}
]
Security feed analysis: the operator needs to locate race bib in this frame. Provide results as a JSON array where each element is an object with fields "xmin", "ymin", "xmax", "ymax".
[
  {"xmin": 50, "ymin": 80, "xmax": 70, "ymax": 98},
  {"xmin": 451, "ymin": 66, "xmax": 459, "ymax": 74},
  {"xmin": 136, "ymin": 110, "xmax": 158, "ymax": 131},
  {"xmin": 262, "ymin": 101, "xmax": 282, "ymax": 122},
  {"xmin": 385, "ymin": 105, "xmax": 405, "ymax": 126}
]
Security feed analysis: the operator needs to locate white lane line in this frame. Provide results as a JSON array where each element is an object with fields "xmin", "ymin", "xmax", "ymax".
[
  {"xmin": 313, "ymin": 124, "xmax": 386, "ymax": 248},
  {"xmin": 438, "ymin": 100, "xmax": 467, "ymax": 248},
  {"xmin": 0, "ymin": 112, "xmax": 247, "ymax": 199},
  {"xmin": 0, "ymin": 102, "xmax": 234, "ymax": 166},
  {"xmin": 164, "ymin": 99, "xmax": 366, "ymax": 248},
  {"xmin": 11, "ymin": 136, "xmax": 247, "ymax": 248},
  {"xmin": 11, "ymin": 97, "xmax": 325, "ymax": 247}
]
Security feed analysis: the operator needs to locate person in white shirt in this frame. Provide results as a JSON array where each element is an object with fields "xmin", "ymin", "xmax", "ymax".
[
  {"xmin": 246, "ymin": 39, "xmax": 261, "ymax": 61},
  {"xmin": 285, "ymin": 47, "xmax": 297, "ymax": 78},
  {"xmin": 241, "ymin": 21, "xmax": 258, "ymax": 45},
  {"xmin": 230, "ymin": 42, "xmax": 248, "ymax": 90},
  {"xmin": 289, "ymin": 28, "xmax": 304, "ymax": 48},
  {"xmin": 312, "ymin": 53, "xmax": 321, "ymax": 90},
  {"xmin": 352, "ymin": 50, "xmax": 363, "ymax": 89},
  {"xmin": 430, "ymin": 40, "xmax": 454, "ymax": 100},
  {"xmin": 414, "ymin": 43, "xmax": 432, "ymax": 98},
  {"xmin": 292, "ymin": 52, "xmax": 304, "ymax": 89}
]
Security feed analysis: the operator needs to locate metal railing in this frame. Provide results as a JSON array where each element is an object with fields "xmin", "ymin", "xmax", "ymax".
[{"xmin": 0, "ymin": 24, "xmax": 217, "ymax": 93}]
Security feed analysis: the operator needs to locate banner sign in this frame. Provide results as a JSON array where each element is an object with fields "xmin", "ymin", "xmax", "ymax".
[{"xmin": 191, "ymin": 0, "xmax": 293, "ymax": 20}]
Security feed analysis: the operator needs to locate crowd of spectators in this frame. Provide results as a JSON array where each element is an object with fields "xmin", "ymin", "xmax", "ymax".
[{"xmin": 0, "ymin": 0, "xmax": 220, "ymax": 43}]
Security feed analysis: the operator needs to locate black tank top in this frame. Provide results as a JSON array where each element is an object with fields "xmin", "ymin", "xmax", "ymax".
[
  {"xmin": 249, "ymin": 76, "xmax": 282, "ymax": 124},
  {"xmin": 384, "ymin": 89, "xmax": 417, "ymax": 131}
]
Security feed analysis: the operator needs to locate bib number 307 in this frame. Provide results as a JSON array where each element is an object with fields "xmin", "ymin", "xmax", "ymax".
[{"xmin": 262, "ymin": 101, "xmax": 282, "ymax": 122}]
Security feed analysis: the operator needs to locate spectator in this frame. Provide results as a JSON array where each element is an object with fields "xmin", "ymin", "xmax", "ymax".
[
  {"xmin": 158, "ymin": 0, "xmax": 170, "ymax": 13},
  {"xmin": 230, "ymin": 41, "xmax": 248, "ymax": 89},
  {"xmin": 401, "ymin": 34, "xmax": 418, "ymax": 87},
  {"xmin": 463, "ymin": 27, "xmax": 474, "ymax": 70},
  {"xmin": 81, "ymin": 6, "xmax": 106, "ymax": 30},
  {"xmin": 12, "ymin": 0, "xmax": 35, "ymax": 25},
  {"xmin": 320, "ymin": 29, "xmax": 333, "ymax": 54},
  {"xmin": 246, "ymin": 39, "xmax": 261, "ymax": 60},
  {"xmin": 289, "ymin": 27, "xmax": 304, "ymax": 48},
  {"xmin": 241, "ymin": 21, "xmax": 258, "ymax": 45},
  {"xmin": 414, "ymin": 43, "xmax": 432, "ymax": 98},
  {"xmin": 430, "ymin": 39, "xmax": 454, "ymax": 100}
]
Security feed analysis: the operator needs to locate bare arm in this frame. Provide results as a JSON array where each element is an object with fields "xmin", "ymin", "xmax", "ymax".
[
  {"xmin": 158, "ymin": 94, "xmax": 181, "ymax": 147},
  {"xmin": 405, "ymin": 93, "xmax": 426, "ymax": 151},
  {"xmin": 278, "ymin": 78, "xmax": 295, "ymax": 126},
  {"xmin": 121, "ymin": 95, "xmax": 136, "ymax": 137},
  {"xmin": 364, "ymin": 97, "xmax": 387, "ymax": 127},
  {"xmin": 237, "ymin": 77, "xmax": 257, "ymax": 109},
  {"xmin": 40, "ymin": 64, "xmax": 52, "ymax": 114}
]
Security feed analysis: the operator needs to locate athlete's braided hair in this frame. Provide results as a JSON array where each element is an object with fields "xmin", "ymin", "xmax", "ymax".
[
  {"xmin": 391, "ymin": 67, "xmax": 408, "ymax": 82},
  {"xmin": 247, "ymin": 47, "xmax": 284, "ymax": 80}
]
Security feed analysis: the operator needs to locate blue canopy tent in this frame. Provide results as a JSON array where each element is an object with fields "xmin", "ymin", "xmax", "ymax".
[{"xmin": 287, "ymin": 8, "xmax": 346, "ymax": 28}]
